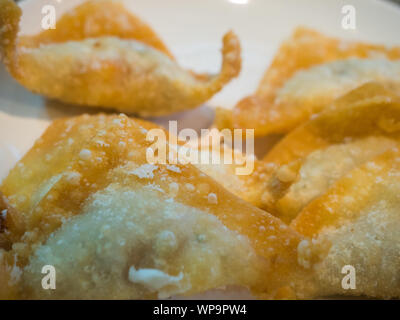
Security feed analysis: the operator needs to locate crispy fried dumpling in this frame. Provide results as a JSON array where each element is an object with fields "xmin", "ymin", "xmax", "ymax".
[
  {"xmin": 0, "ymin": 0, "xmax": 241, "ymax": 116},
  {"xmin": 291, "ymin": 149, "xmax": 400, "ymax": 298},
  {"xmin": 264, "ymin": 83, "xmax": 400, "ymax": 165},
  {"xmin": 217, "ymin": 27, "xmax": 400, "ymax": 136},
  {"xmin": 259, "ymin": 83, "xmax": 400, "ymax": 222},
  {"xmin": 255, "ymin": 58, "xmax": 400, "ymax": 133},
  {"xmin": 0, "ymin": 114, "xmax": 310, "ymax": 299},
  {"xmin": 266, "ymin": 137, "xmax": 397, "ymax": 223}
]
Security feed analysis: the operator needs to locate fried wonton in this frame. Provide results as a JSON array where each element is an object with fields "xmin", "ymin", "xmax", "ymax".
[
  {"xmin": 0, "ymin": 114, "xmax": 312, "ymax": 299},
  {"xmin": 218, "ymin": 27, "xmax": 400, "ymax": 136},
  {"xmin": 259, "ymin": 83, "xmax": 400, "ymax": 222},
  {"xmin": 291, "ymin": 149, "xmax": 400, "ymax": 298},
  {"xmin": 0, "ymin": 0, "xmax": 241, "ymax": 116}
]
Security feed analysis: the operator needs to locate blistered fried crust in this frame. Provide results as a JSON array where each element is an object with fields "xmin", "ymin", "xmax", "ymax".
[
  {"xmin": 255, "ymin": 59, "xmax": 400, "ymax": 134},
  {"xmin": 194, "ymin": 155, "xmax": 266, "ymax": 208},
  {"xmin": 18, "ymin": 0, "xmax": 173, "ymax": 58},
  {"xmin": 129, "ymin": 120, "xmax": 266, "ymax": 208},
  {"xmin": 268, "ymin": 137, "xmax": 396, "ymax": 223},
  {"xmin": 291, "ymin": 149, "xmax": 400, "ymax": 298},
  {"xmin": 1, "ymin": 114, "xmax": 312, "ymax": 299},
  {"xmin": 0, "ymin": 0, "xmax": 241, "ymax": 116},
  {"xmin": 0, "ymin": 193, "xmax": 20, "ymax": 300},
  {"xmin": 257, "ymin": 83, "xmax": 400, "ymax": 221},
  {"xmin": 135, "ymin": 119, "xmax": 267, "ymax": 208},
  {"xmin": 264, "ymin": 83, "xmax": 400, "ymax": 165},
  {"xmin": 23, "ymin": 187, "xmax": 266, "ymax": 299},
  {"xmin": 225, "ymin": 27, "xmax": 400, "ymax": 136},
  {"xmin": 291, "ymin": 149, "xmax": 400, "ymax": 237}
]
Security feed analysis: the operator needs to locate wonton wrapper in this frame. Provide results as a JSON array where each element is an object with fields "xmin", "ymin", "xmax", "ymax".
[
  {"xmin": 0, "ymin": 114, "xmax": 313, "ymax": 299},
  {"xmin": 260, "ymin": 83, "xmax": 400, "ymax": 222},
  {"xmin": 0, "ymin": 0, "xmax": 241, "ymax": 116},
  {"xmin": 291, "ymin": 149, "xmax": 400, "ymax": 298},
  {"xmin": 218, "ymin": 27, "xmax": 400, "ymax": 136}
]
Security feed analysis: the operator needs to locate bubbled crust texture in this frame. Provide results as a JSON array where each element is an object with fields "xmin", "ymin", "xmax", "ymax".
[
  {"xmin": 227, "ymin": 27, "xmax": 400, "ymax": 136},
  {"xmin": 23, "ymin": 187, "xmax": 264, "ymax": 299},
  {"xmin": 1, "ymin": 114, "xmax": 312, "ymax": 299},
  {"xmin": 258, "ymin": 84, "xmax": 400, "ymax": 220},
  {"xmin": 292, "ymin": 150, "xmax": 400, "ymax": 298},
  {"xmin": 252, "ymin": 84, "xmax": 400, "ymax": 298}
]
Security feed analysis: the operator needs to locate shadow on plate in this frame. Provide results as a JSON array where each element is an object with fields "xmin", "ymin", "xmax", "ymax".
[
  {"xmin": 0, "ymin": 66, "xmax": 45, "ymax": 119},
  {"xmin": 0, "ymin": 65, "xmax": 216, "ymax": 132}
]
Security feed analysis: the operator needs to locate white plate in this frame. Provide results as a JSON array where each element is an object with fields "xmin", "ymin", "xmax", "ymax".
[{"xmin": 1, "ymin": 0, "xmax": 400, "ymax": 181}]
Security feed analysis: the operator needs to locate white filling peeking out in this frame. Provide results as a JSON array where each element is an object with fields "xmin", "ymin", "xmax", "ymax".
[{"xmin": 128, "ymin": 267, "xmax": 183, "ymax": 293}]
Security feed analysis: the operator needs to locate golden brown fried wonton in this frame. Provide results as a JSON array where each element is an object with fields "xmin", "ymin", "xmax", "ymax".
[
  {"xmin": 258, "ymin": 83, "xmax": 400, "ymax": 222},
  {"xmin": 218, "ymin": 27, "xmax": 400, "ymax": 136},
  {"xmin": 1, "ymin": 114, "xmax": 312, "ymax": 299},
  {"xmin": 291, "ymin": 149, "xmax": 400, "ymax": 298},
  {"xmin": 0, "ymin": 0, "xmax": 241, "ymax": 116}
]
